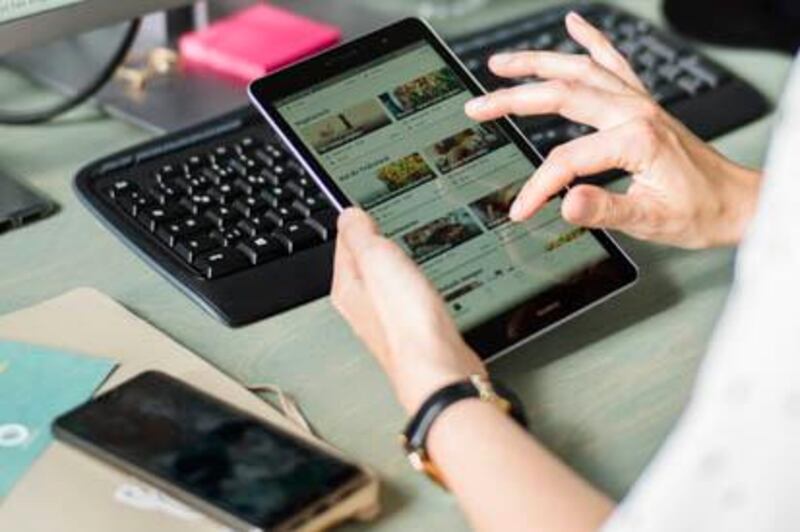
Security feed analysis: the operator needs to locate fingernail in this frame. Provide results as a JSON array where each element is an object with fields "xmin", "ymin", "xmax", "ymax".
[
  {"xmin": 509, "ymin": 200, "xmax": 523, "ymax": 221},
  {"xmin": 465, "ymin": 97, "xmax": 488, "ymax": 114},
  {"xmin": 567, "ymin": 11, "xmax": 587, "ymax": 25},
  {"xmin": 490, "ymin": 53, "xmax": 513, "ymax": 66}
]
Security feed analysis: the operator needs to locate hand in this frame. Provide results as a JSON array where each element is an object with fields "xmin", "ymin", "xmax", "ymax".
[
  {"xmin": 331, "ymin": 208, "xmax": 486, "ymax": 413},
  {"xmin": 465, "ymin": 11, "xmax": 761, "ymax": 249}
]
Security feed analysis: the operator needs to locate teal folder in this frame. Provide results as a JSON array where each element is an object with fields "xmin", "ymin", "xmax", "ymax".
[{"xmin": 0, "ymin": 341, "xmax": 116, "ymax": 499}]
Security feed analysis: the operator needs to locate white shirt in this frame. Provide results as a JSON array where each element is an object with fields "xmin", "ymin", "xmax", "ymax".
[{"xmin": 602, "ymin": 59, "xmax": 800, "ymax": 532}]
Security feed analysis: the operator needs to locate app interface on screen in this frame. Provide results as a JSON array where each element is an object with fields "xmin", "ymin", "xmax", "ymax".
[{"xmin": 276, "ymin": 41, "xmax": 610, "ymax": 330}]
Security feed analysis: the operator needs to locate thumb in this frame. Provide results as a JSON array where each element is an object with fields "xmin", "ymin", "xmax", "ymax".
[{"xmin": 561, "ymin": 184, "xmax": 642, "ymax": 230}]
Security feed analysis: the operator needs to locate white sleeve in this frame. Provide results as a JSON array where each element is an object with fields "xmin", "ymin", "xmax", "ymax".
[{"xmin": 602, "ymin": 57, "xmax": 800, "ymax": 532}]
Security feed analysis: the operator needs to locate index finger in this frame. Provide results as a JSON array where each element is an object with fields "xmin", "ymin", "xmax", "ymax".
[{"xmin": 465, "ymin": 81, "xmax": 641, "ymax": 130}]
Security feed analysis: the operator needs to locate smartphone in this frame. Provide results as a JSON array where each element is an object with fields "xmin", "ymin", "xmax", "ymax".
[
  {"xmin": 0, "ymin": 172, "xmax": 55, "ymax": 233},
  {"xmin": 248, "ymin": 18, "xmax": 638, "ymax": 362},
  {"xmin": 53, "ymin": 371, "xmax": 374, "ymax": 532}
]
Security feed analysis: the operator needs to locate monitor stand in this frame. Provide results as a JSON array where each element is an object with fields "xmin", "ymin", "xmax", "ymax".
[{"xmin": 2, "ymin": 0, "xmax": 393, "ymax": 135}]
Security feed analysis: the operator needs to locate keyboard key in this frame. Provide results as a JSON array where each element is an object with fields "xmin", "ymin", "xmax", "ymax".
[
  {"xmin": 180, "ymin": 194, "xmax": 213, "ymax": 215},
  {"xmin": 308, "ymin": 209, "xmax": 339, "ymax": 241},
  {"xmin": 261, "ymin": 186, "xmax": 290, "ymax": 208},
  {"xmin": 210, "ymin": 227, "xmax": 246, "ymax": 247},
  {"xmin": 207, "ymin": 182, "xmax": 240, "ymax": 205},
  {"xmin": 227, "ymin": 158, "xmax": 248, "ymax": 177},
  {"xmin": 137, "ymin": 204, "xmax": 184, "ymax": 232},
  {"xmin": 118, "ymin": 192, "xmax": 151, "ymax": 217},
  {"xmin": 184, "ymin": 154, "xmax": 203, "ymax": 172},
  {"xmin": 233, "ymin": 178, "xmax": 255, "ymax": 196},
  {"xmin": 199, "ymin": 167, "xmax": 226, "ymax": 186},
  {"xmin": 233, "ymin": 195, "xmax": 270, "ymax": 218},
  {"xmin": 236, "ymin": 235, "xmax": 285, "ymax": 265},
  {"xmin": 265, "ymin": 205, "xmax": 302, "ymax": 228},
  {"xmin": 261, "ymin": 168, "xmax": 283, "ymax": 187},
  {"xmin": 147, "ymin": 184, "xmax": 179, "ymax": 205},
  {"xmin": 254, "ymin": 148, "xmax": 276, "ymax": 168},
  {"xmin": 205, "ymin": 206, "xmax": 239, "ymax": 228},
  {"xmin": 194, "ymin": 249, "xmax": 249, "ymax": 279},
  {"xmin": 653, "ymin": 82, "xmax": 686, "ymax": 105},
  {"xmin": 640, "ymin": 34, "xmax": 678, "ymax": 62},
  {"xmin": 105, "ymin": 179, "xmax": 134, "ymax": 199},
  {"xmin": 272, "ymin": 221, "xmax": 321, "ymax": 254},
  {"xmin": 676, "ymin": 74, "xmax": 705, "ymax": 96},
  {"xmin": 155, "ymin": 164, "xmax": 179, "ymax": 183},
  {"xmin": 286, "ymin": 180, "xmax": 307, "ymax": 199},
  {"xmin": 156, "ymin": 216, "xmax": 211, "ymax": 246},
  {"xmin": 237, "ymin": 136, "xmax": 257, "ymax": 153},
  {"xmin": 237, "ymin": 215, "xmax": 275, "ymax": 237},
  {"xmin": 680, "ymin": 55, "xmax": 723, "ymax": 87},
  {"xmin": 175, "ymin": 235, "xmax": 217, "ymax": 263}
]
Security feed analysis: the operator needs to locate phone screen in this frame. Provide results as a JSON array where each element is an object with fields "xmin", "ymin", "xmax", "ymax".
[
  {"xmin": 273, "ymin": 40, "xmax": 613, "ymax": 332},
  {"xmin": 55, "ymin": 372, "xmax": 363, "ymax": 530}
]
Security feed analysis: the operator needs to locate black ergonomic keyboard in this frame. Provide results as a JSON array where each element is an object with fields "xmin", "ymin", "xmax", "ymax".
[{"xmin": 75, "ymin": 3, "xmax": 770, "ymax": 326}]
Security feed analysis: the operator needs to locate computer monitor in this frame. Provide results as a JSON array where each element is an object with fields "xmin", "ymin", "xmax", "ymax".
[
  {"xmin": 0, "ymin": 0, "xmax": 194, "ymax": 55},
  {"xmin": 1, "ymin": 0, "xmax": 391, "ymax": 132}
]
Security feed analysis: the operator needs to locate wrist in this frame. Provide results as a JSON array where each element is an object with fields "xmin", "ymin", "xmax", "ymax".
[{"xmin": 390, "ymin": 344, "xmax": 486, "ymax": 414}]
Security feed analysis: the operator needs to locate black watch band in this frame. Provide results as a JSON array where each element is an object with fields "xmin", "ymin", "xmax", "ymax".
[{"xmin": 400, "ymin": 375, "xmax": 527, "ymax": 487}]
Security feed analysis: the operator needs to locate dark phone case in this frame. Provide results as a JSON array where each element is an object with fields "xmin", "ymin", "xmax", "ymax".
[
  {"xmin": 53, "ymin": 371, "xmax": 371, "ymax": 532},
  {"xmin": 0, "ymin": 172, "xmax": 55, "ymax": 232}
]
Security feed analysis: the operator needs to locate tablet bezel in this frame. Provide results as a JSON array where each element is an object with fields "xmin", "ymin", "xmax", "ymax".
[{"xmin": 248, "ymin": 17, "xmax": 639, "ymax": 361}]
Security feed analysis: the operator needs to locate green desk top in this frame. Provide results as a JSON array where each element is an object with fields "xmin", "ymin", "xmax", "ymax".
[{"xmin": 0, "ymin": 1, "xmax": 793, "ymax": 529}]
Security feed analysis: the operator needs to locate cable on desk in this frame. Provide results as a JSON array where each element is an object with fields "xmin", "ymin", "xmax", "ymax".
[{"xmin": 0, "ymin": 18, "xmax": 141, "ymax": 126}]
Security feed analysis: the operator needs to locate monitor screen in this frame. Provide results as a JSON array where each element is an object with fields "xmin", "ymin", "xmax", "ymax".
[
  {"xmin": 0, "ymin": 0, "xmax": 193, "ymax": 55},
  {"xmin": 0, "ymin": 0, "xmax": 84, "ymax": 25}
]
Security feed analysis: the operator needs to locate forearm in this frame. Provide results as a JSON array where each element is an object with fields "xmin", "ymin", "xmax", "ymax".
[{"xmin": 427, "ymin": 399, "xmax": 614, "ymax": 532}]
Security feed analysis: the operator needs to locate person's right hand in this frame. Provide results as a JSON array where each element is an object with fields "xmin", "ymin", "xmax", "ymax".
[{"xmin": 465, "ymin": 11, "xmax": 761, "ymax": 249}]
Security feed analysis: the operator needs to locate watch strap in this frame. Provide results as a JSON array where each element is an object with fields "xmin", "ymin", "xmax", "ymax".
[
  {"xmin": 400, "ymin": 375, "xmax": 528, "ymax": 488},
  {"xmin": 403, "ymin": 380, "xmax": 480, "ymax": 451}
]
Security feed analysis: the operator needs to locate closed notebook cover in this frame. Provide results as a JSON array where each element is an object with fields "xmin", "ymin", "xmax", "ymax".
[
  {"xmin": 179, "ymin": 4, "xmax": 341, "ymax": 84},
  {"xmin": 0, "ymin": 288, "xmax": 378, "ymax": 531}
]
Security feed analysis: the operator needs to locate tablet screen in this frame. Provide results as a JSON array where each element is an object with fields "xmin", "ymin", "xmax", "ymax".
[{"xmin": 273, "ymin": 39, "xmax": 619, "ymax": 333}]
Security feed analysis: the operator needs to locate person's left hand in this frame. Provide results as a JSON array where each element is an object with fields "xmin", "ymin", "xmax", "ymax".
[{"xmin": 331, "ymin": 208, "xmax": 486, "ymax": 413}]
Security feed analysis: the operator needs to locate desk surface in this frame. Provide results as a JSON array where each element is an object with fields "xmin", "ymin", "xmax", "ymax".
[{"xmin": 0, "ymin": 1, "xmax": 793, "ymax": 529}]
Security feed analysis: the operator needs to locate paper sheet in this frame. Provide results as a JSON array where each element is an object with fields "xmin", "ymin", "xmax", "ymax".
[{"xmin": 0, "ymin": 340, "xmax": 115, "ymax": 499}]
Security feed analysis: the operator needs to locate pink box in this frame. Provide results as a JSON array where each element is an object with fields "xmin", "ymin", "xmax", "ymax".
[{"xmin": 179, "ymin": 4, "xmax": 341, "ymax": 85}]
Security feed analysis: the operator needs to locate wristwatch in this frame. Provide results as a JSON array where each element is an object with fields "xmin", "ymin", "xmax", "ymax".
[{"xmin": 399, "ymin": 374, "xmax": 527, "ymax": 488}]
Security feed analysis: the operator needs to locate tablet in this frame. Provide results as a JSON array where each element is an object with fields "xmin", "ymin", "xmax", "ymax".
[{"xmin": 248, "ymin": 18, "xmax": 638, "ymax": 361}]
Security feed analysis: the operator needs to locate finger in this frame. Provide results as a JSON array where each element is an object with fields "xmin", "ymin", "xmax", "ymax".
[
  {"xmin": 338, "ymin": 208, "xmax": 423, "ymax": 302},
  {"xmin": 509, "ymin": 119, "xmax": 656, "ymax": 221},
  {"xmin": 339, "ymin": 211, "xmax": 442, "ymax": 311},
  {"xmin": 338, "ymin": 207, "xmax": 382, "ymax": 259},
  {"xmin": 488, "ymin": 51, "xmax": 633, "ymax": 94},
  {"xmin": 338, "ymin": 210, "xmax": 460, "ymax": 359},
  {"xmin": 331, "ymin": 224, "xmax": 360, "ymax": 305},
  {"xmin": 465, "ymin": 81, "xmax": 641, "ymax": 130},
  {"xmin": 561, "ymin": 184, "xmax": 646, "ymax": 231},
  {"xmin": 565, "ymin": 11, "xmax": 647, "ymax": 93},
  {"xmin": 333, "ymin": 209, "xmax": 392, "ymax": 362}
]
